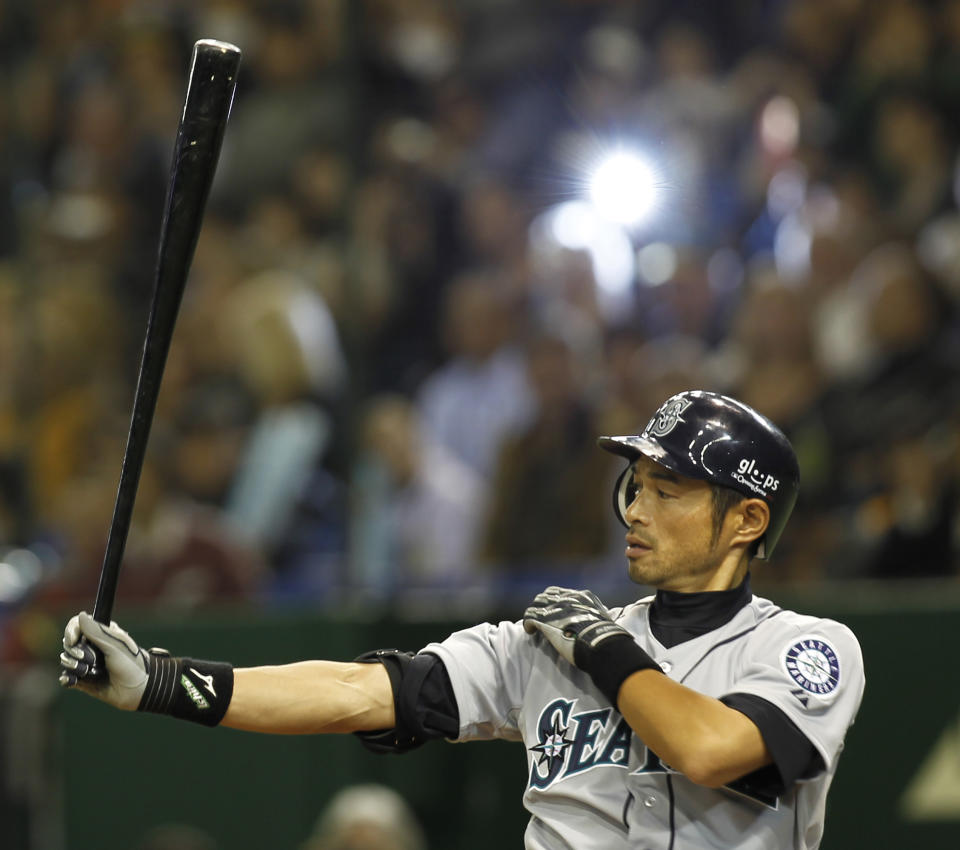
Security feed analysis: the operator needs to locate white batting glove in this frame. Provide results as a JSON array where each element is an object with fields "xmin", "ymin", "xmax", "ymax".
[
  {"xmin": 522, "ymin": 586, "xmax": 627, "ymax": 667},
  {"xmin": 523, "ymin": 586, "xmax": 662, "ymax": 707},
  {"xmin": 59, "ymin": 611, "xmax": 153, "ymax": 710}
]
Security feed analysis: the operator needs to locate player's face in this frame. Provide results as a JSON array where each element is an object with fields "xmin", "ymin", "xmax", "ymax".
[{"xmin": 622, "ymin": 456, "xmax": 736, "ymax": 592}]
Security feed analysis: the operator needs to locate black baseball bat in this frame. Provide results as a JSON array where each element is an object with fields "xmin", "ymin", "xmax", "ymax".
[{"xmin": 91, "ymin": 40, "xmax": 241, "ymax": 630}]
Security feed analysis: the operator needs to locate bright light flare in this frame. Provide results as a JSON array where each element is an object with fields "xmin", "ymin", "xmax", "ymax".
[
  {"xmin": 536, "ymin": 201, "xmax": 636, "ymax": 297},
  {"xmin": 588, "ymin": 151, "xmax": 658, "ymax": 227}
]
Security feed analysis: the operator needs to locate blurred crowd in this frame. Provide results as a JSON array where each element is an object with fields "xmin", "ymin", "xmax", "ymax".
[
  {"xmin": 0, "ymin": 0, "xmax": 959, "ymax": 659},
  {"xmin": 128, "ymin": 783, "xmax": 427, "ymax": 850}
]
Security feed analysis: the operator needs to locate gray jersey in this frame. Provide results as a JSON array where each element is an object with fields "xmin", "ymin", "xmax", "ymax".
[{"xmin": 425, "ymin": 593, "xmax": 864, "ymax": 850}]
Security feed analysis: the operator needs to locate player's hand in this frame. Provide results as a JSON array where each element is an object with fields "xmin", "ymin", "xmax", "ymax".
[
  {"xmin": 59, "ymin": 611, "xmax": 157, "ymax": 710},
  {"xmin": 523, "ymin": 586, "xmax": 630, "ymax": 668}
]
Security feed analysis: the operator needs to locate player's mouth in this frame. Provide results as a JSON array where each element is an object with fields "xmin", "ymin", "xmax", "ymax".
[{"xmin": 625, "ymin": 534, "xmax": 653, "ymax": 558}]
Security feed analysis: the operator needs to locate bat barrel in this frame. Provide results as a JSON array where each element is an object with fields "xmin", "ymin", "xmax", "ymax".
[{"xmin": 92, "ymin": 40, "xmax": 241, "ymax": 624}]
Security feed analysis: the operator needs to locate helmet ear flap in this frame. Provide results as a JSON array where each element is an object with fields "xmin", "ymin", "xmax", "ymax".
[{"xmin": 612, "ymin": 465, "xmax": 635, "ymax": 528}]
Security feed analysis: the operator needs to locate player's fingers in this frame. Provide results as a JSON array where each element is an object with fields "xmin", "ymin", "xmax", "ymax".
[
  {"xmin": 537, "ymin": 591, "xmax": 588, "ymax": 612},
  {"xmin": 540, "ymin": 586, "xmax": 575, "ymax": 600},
  {"xmin": 526, "ymin": 603, "xmax": 563, "ymax": 622},
  {"xmin": 578, "ymin": 589, "xmax": 604, "ymax": 607},
  {"xmin": 531, "ymin": 587, "xmax": 561, "ymax": 602},
  {"xmin": 522, "ymin": 603, "xmax": 543, "ymax": 622},
  {"xmin": 524, "ymin": 601, "xmax": 552, "ymax": 619},
  {"xmin": 529, "ymin": 591, "xmax": 557, "ymax": 608},
  {"xmin": 62, "ymin": 641, "xmax": 84, "ymax": 660},
  {"xmin": 566, "ymin": 590, "xmax": 600, "ymax": 608},
  {"xmin": 568, "ymin": 601, "xmax": 607, "ymax": 618},
  {"xmin": 76, "ymin": 639, "xmax": 96, "ymax": 665},
  {"xmin": 62, "ymin": 613, "xmax": 84, "ymax": 648},
  {"xmin": 60, "ymin": 649, "xmax": 93, "ymax": 678}
]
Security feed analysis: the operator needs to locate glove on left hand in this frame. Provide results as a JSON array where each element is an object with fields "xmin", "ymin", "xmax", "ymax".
[
  {"xmin": 523, "ymin": 586, "xmax": 662, "ymax": 707},
  {"xmin": 522, "ymin": 586, "xmax": 630, "ymax": 668}
]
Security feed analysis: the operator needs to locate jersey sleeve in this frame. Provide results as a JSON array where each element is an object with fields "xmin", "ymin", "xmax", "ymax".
[
  {"xmin": 723, "ymin": 616, "xmax": 865, "ymax": 776},
  {"xmin": 422, "ymin": 620, "xmax": 531, "ymax": 742},
  {"xmin": 720, "ymin": 692, "xmax": 822, "ymax": 792}
]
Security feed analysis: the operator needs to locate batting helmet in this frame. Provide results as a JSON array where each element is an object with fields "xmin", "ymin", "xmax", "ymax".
[{"xmin": 598, "ymin": 390, "xmax": 800, "ymax": 559}]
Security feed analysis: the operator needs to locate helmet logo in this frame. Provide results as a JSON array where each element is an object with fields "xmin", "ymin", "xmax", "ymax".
[
  {"xmin": 731, "ymin": 457, "xmax": 780, "ymax": 497},
  {"xmin": 644, "ymin": 397, "xmax": 693, "ymax": 438}
]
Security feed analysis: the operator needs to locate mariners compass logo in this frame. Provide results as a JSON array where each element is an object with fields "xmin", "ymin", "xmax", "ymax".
[
  {"xmin": 644, "ymin": 396, "xmax": 692, "ymax": 438},
  {"xmin": 530, "ymin": 711, "xmax": 574, "ymax": 772},
  {"xmin": 782, "ymin": 635, "xmax": 840, "ymax": 698}
]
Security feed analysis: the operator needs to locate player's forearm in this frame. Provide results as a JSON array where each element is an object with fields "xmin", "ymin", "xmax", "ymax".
[
  {"xmin": 222, "ymin": 661, "xmax": 394, "ymax": 734},
  {"xmin": 616, "ymin": 670, "xmax": 771, "ymax": 787}
]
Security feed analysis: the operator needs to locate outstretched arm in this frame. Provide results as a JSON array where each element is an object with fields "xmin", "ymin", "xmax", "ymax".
[
  {"xmin": 224, "ymin": 661, "xmax": 393, "ymax": 734},
  {"xmin": 60, "ymin": 612, "xmax": 394, "ymax": 734}
]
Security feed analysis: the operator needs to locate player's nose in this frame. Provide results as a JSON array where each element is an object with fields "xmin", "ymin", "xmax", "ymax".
[{"xmin": 624, "ymin": 489, "xmax": 652, "ymax": 525}]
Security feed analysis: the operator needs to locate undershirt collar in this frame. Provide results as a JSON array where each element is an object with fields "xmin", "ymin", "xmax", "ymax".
[{"xmin": 649, "ymin": 574, "xmax": 753, "ymax": 648}]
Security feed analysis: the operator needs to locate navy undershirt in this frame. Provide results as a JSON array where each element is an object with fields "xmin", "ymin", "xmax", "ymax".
[{"xmin": 649, "ymin": 574, "xmax": 754, "ymax": 648}]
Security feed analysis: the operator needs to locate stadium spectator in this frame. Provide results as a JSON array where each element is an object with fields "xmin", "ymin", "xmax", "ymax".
[{"xmin": 350, "ymin": 393, "xmax": 484, "ymax": 592}]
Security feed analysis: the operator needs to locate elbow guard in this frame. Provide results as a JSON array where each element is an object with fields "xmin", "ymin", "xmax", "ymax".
[{"xmin": 352, "ymin": 649, "xmax": 459, "ymax": 754}]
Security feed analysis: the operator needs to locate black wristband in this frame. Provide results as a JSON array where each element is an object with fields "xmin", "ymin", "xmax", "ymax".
[
  {"xmin": 574, "ymin": 633, "xmax": 662, "ymax": 708},
  {"xmin": 138, "ymin": 653, "xmax": 234, "ymax": 727}
]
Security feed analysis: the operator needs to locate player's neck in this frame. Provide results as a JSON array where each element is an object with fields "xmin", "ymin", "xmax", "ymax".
[
  {"xmin": 696, "ymin": 549, "xmax": 752, "ymax": 593},
  {"xmin": 649, "ymin": 574, "xmax": 752, "ymax": 648}
]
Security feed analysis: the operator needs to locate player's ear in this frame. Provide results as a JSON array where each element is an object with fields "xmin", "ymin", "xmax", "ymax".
[{"xmin": 731, "ymin": 499, "xmax": 770, "ymax": 550}]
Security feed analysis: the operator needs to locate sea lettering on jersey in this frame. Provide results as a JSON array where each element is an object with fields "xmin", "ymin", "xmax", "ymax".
[{"xmin": 529, "ymin": 699, "xmax": 632, "ymax": 789}]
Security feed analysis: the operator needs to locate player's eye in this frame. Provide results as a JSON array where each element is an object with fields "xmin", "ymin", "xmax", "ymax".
[{"xmin": 657, "ymin": 489, "xmax": 676, "ymax": 500}]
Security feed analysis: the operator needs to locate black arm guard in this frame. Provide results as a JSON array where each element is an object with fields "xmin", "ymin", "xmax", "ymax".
[{"xmin": 353, "ymin": 649, "xmax": 459, "ymax": 754}]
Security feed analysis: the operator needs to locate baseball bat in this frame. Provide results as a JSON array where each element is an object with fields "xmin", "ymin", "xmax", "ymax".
[{"xmin": 90, "ymin": 40, "xmax": 241, "ymax": 634}]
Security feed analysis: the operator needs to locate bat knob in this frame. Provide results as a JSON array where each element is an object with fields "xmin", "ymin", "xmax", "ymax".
[{"xmin": 195, "ymin": 38, "xmax": 242, "ymax": 56}]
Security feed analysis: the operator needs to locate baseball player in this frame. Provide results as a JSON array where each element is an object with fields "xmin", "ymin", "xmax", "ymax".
[{"xmin": 60, "ymin": 390, "xmax": 865, "ymax": 849}]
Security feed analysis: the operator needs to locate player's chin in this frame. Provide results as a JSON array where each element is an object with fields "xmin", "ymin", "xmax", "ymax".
[{"xmin": 626, "ymin": 556, "xmax": 660, "ymax": 586}]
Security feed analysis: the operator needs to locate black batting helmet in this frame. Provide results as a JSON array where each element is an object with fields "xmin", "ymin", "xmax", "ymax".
[{"xmin": 598, "ymin": 390, "xmax": 800, "ymax": 559}]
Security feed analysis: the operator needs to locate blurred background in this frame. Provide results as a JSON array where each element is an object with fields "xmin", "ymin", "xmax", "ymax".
[{"xmin": 0, "ymin": 0, "xmax": 958, "ymax": 847}]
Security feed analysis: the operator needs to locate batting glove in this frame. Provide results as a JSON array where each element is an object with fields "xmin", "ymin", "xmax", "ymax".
[
  {"xmin": 522, "ymin": 587, "xmax": 628, "ymax": 666},
  {"xmin": 523, "ymin": 587, "xmax": 662, "ymax": 707},
  {"xmin": 59, "ymin": 611, "xmax": 234, "ymax": 726},
  {"xmin": 60, "ymin": 612, "xmax": 153, "ymax": 710}
]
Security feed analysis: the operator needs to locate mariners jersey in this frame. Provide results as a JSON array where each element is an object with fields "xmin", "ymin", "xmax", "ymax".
[{"xmin": 424, "ymin": 592, "xmax": 865, "ymax": 850}]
